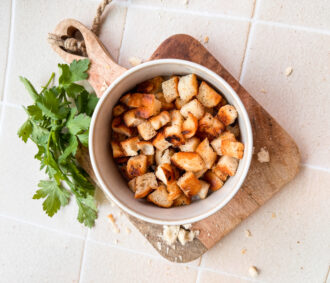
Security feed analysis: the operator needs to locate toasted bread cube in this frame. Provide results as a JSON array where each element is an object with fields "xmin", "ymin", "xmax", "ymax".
[
  {"xmin": 173, "ymin": 194, "xmax": 191, "ymax": 206},
  {"xmin": 175, "ymin": 98, "xmax": 186, "ymax": 110},
  {"xmin": 155, "ymin": 148, "xmax": 175, "ymax": 165},
  {"xmin": 198, "ymin": 113, "xmax": 225, "ymax": 140},
  {"xmin": 112, "ymin": 132, "xmax": 128, "ymax": 142},
  {"xmin": 112, "ymin": 117, "xmax": 133, "ymax": 137},
  {"xmin": 128, "ymin": 177, "xmax": 137, "ymax": 192},
  {"xmin": 123, "ymin": 109, "xmax": 145, "ymax": 127},
  {"xmin": 197, "ymin": 81, "xmax": 222, "ymax": 107},
  {"xmin": 155, "ymin": 92, "xmax": 175, "ymax": 110},
  {"xmin": 182, "ymin": 113, "xmax": 198, "ymax": 139},
  {"xmin": 152, "ymin": 131, "xmax": 172, "ymax": 151},
  {"xmin": 113, "ymin": 104, "xmax": 127, "ymax": 117},
  {"xmin": 167, "ymin": 182, "xmax": 182, "ymax": 201},
  {"xmin": 149, "ymin": 111, "xmax": 171, "ymax": 130},
  {"xmin": 146, "ymin": 154, "xmax": 155, "ymax": 167},
  {"xmin": 136, "ymin": 76, "xmax": 164, "ymax": 93},
  {"xmin": 212, "ymin": 164, "xmax": 228, "ymax": 181},
  {"xmin": 198, "ymin": 180, "xmax": 210, "ymax": 199},
  {"xmin": 226, "ymin": 124, "xmax": 240, "ymax": 138},
  {"xmin": 162, "ymin": 76, "xmax": 179, "ymax": 103},
  {"xmin": 196, "ymin": 138, "xmax": 217, "ymax": 169},
  {"xmin": 111, "ymin": 141, "xmax": 125, "ymax": 158},
  {"xmin": 147, "ymin": 185, "xmax": 173, "ymax": 208},
  {"xmin": 179, "ymin": 137, "xmax": 200, "ymax": 152},
  {"xmin": 171, "ymin": 152, "xmax": 205, "ymax": 172},
  {"xmin": 120, "ymin": 93, "xmax": 143, "ymax": 107},
  {"xmin": 177, "ymin": 172, "xmax": 202, "ymax": 197},
  {"xmin": 204, "ymin": 171, "xmax": 224, "ymax": 191},
  {"xmin": 171, "ymin": 110, "xmax": 184, "ymax": 127},
  {"xmin": 178, "ymin": 74, "xmax": 198, "ymax": 102},
  {"xmin": 221, "ymin": 140, "xmax": 244, "ymax": 159},
  {"xmin": 217, "ymin": 105, "xmax": 238, "ymax": 126},
  {"xmin": 164, "ymin": 125, "xmax": 185, "ymax": 147},
  {"xmin": 216, "ymin": 155, "xmax": 238, "ymax": 176},
  {"xmin": 137, "ymin": 141, "xmax": 154, "ymax": 155},
  {"xmin": 127, "ymin": 154, "xmax": 148, "ymax": 179},
  {"xmin": 135, "ymin": 100, "xmax": 162, "ymax": 119},
  {"xmin": 120, "ymin": 137, "xmax": 140, "ymax": 156},
  {"xmin": 155, "ymin": 163, "xmax": 176, "ymax": 185},
  {"xmin": 195, "ymin": 168, "xmax": 208, "ymax": 178},
  {"xmin": 137, "ymin": 121, "xmax": 157, "ymax": 140},
  {"xmin": 180, "ymin": 99, "xmax": 205, "ymax": 120},
  {"xmin": 115, "ymin": 156, "xmax": 130, "ymax": 164},
  {"xmin": 135, "ymin": 172, "xmax": 158, "ymax": 199},
  {"xmin": 210, "ymin": 131, "xmax": 236, "ymax": 155}
]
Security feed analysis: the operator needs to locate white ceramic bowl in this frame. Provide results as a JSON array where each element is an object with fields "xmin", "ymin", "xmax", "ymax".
[{"xmin": 89, "ymin": 59, "xmax": 253, "ymax": 225}]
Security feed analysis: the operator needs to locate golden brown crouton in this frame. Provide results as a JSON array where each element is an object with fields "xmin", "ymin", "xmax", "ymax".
[
  {"xmin": 221, "ymin": 140, "xmax": 244, "ymax": 159},
  {"xmin": 198, "ymin": 180, "xmax": 210, "ymax": 199},
  {"xmin": 210, "ymin": 131, "xmax": 236, "ymax": 155},
  {"xmin": 149, "ymin": 111, "xmax": 171, "ymax": 130},
  {"xmin": 120, "ymin": 137, "xmax": 140, "ymax": 156},
  {"xmin": 197, "ymin": 81, "xmax": 222, "ymax": 108},
  {"xmin": 155, "ymin": 163, "xmax": 176, "ymax": 185},
  {"xmin": 111, "ymin": 141, "xmax": 125, "ymax": 158},
  {"xmin": 174, "ymin": 98, "xmax": 186, "ymax": 110},
  {"xmin": 173, "ymin": 194, "xmax": 191, "ymax": 206},
  {"xmin": 146, "ymin": 155, "xmax": 155, "ymax": 167},
  {"xmin": 112, "ymin": 117, "xmax": 133, "ymax": 137},
  {"xmin": 135, "ymin": 172, "xmax": 158, "ymax": 199},
  {"xmin": 128, "ymin": 177, "xmax": 137, "ymax": 192},
  {"xmin": 120, "ymin": 93, "xmax": 143, "ymax": 107},
  {"xmin": 198, "ymin": 113, "xmax": 225, "ymax": 140},
  {"xmin": 127, "ymin": 154, "xmax": 148, "ymax": 179},
  {"xmin": 180, "ymin": 99, "xmax": 205, "ymax": 119},
  {"xmin": 178, "ymin": 74, "xmax": 198, "ymax": 102},
  {"xmin": 204, "ymin": 171, "xmax": 224, "ymax": 191},
  {"xmin": 162, "ymin": 76, "xmax": 179, "ymax": 103},
  {"xmin": 217, "ymin": 105, "xmax": 238, "ymax": 126},
  {"xmin": 195, "ymin": 168, "xmax": 208, "ymax": 178},
  {"xmin": 170, "ymin": 110, "xmax": 184, "ymax": 127},
  {"xmin": 113, "ymin": 104, "xmax": 127, "ymax": 117},
  {"xmin": 179, "ymin": 137, "xmax": 201, "ymax": 152},
  {"xmin": 171, "ymin": 152, "xmax": 205, "ymax": 172},
  {"xmin": 112, "ymin": 132, "xmax": 128, "ymax": 142},
  {"xmin": 123, "ymin": 109, "xmax": 145, "ymax": 127},
  {"xmin": 137, "ymin": 141, "xmax": 154, "ymax": 155},
  {"xmin": 177, "ymin": 172, "xmax": 202, "ymax": 197},
  {"xmin": 196, "ymin": 138, "xmax": 217, "ymax": 169},
  {"xmin": 135, "ymin": 99, "xmax": 162, "ymax": 119},
  {"xmin": 164, "ymin": 125, "xmax": 185, "ymax": 147},
  {"xmin": 155, "ymin": 148, "xmax": 175, "ymax": 165},
  {"xmin": 152, "ymin": 131, "xmax": 172, "ymax": 151},
  {"xmin": 215, "ymin": 155, "xmax": 239, "ymax": 176},
  {"xmin": 155, "ymin": 92, "xmax": 175, "ymax": 110},
  {"xmin": 136, "ymin": 76, "xmax": 164, "ymax": 93},
  {"xmin": 147, "ymin": 185, "xmax": 173, "ymax": 208},
  {"xmin": 212, "ymin": 164, "xmax": 228, "ymax": 182},
  {"xmin": 182, "ymin": 113, "xmax": 198, "ymax": 139},
  {"xmin": 167, "ymin": 182, "xmax": 182, "ymax": 201},
  {"xmin": 137, "ymin": 121, "xmax": 157, "ymax": 140}
]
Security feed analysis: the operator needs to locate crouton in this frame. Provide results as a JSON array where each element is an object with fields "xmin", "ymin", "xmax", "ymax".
[
  {"xmin": 197, "ymin": 81, "xmax": 222, "ymax": 107},
  {"xmin": 136, "ymin": 76, "xmax": 164, "ymax": 93},
  {"xmin": 155, "ymin": 148, "xmax": 175, "ymax": 165},
  {"xmin": 113, "ymin": 104, "xmax": 127, "ymax": 117},
  {"xmin": 179, "ymin": 137, "xmax": 200, "ymax": 152},
  {"xmin": 146, "ymin": 155, "xmax": 155, "ymax": 167},
  {"xmin": 212, "ymin": 164, "xmax": 228, "ymax": 181},
  {"xmin": 120, "ymin": 137, "xmax": 140, "ymax": 156},
  {"xmin": 204, "ymin": 171, "xmax": 224, "ymax": 191},
  {"xmin": 152, "ymin": 131, "xmax": 171, "ymax": 151},
  {"xmin": 177, "ymin": 172, "xmax": 202, "ymax": 197},
  {"xmin": 111, "ymin": 141, "xmax": 125, "ymax": 158},
  {"xmin": 128, "ymin": 178, "xmax": 137, "ymax": 192},
  {"xmin": 221, "ymin": 140, "xmax": 244, "ymax": 159},
  {"xmin": 155, "ymin": 164, "xmax": 176, "ymax": 185},
  {"xmin": 112, "ymin": 117, "xmax": 133, "ymax": 137},
  {"xmin": 180, "ymin": 99, "xmax": 205, "ymax": 119},
  {"xmin": 137, "ymin": 141, "xmax": 154, "ymax": 155},
  {"xmin": 115, "ymin": 157, "xmax": 130, "ymax": 164},
  {"xmin": 149, "ymin": 111, "xmax": 171, "ymax": 130},
  {"xmin": 137, "ymin": 121, "xmax": 157, "ymax": 140},
  {"xmin": 195, "ymin": 168, "xmax": 208, "ymax": 178},
  {"xmin": 112, "ymin": 132, "xmax": 127, "ymax": 142},
  {"xmin": 210, "ymin": 131, "xmax": 236, "ymax": 155},
  {"xmin": 182, "ymin": 113, "xmax": 198, "ymax": 139},
  {"xmin": 123, "ymin": 109, "xmax": 145, "ymax": 127},
  {"xmin": 135, "ymin": 100, "xmax": 162, "ymax": 119},
  {"xmin": 135, "ymin": 172, "xmax": 158, "ymax": 199},
  {"xmin": 174, "ymin": 98, "xmax": 186, "ymax": 110},
  {"xmin": 198, "ymin": 181, "xmax": 210, "ymax": 199},
  {"xmin": 120, "ymin": 93, "xmax": 143, "ymax": 107},
  {"xmin": 164, "ymin": 125, "xmax": 185, "ymax": 147},
  {"xmin": 173, "ymin": 194, "xmax": 191, "ymax": 206},
  {"xmin": 196, "ymin": 138, "xmax": 217, "ymax": 169},
  {"xmin": 162, "ymin": 76, "xmax": 179, "ymax": 103},
  {"xmin": 217, "ymin": 105, "xmax": 238, "ymax": 126},
  {"xmin": 171, "ymin": 152, "xmax": 205, "ymax": 172},
  {"xmin": 155, "ymin": 92, "xmax": 175, "ymax": 110},
  {"xmin": 198, "ymin": 113, "xmax": 225, "ymax": 140},
  {"xmin": 215, "ymin": 155, "xmax": 239, "ymax": 176},
  {"xmin": 226, "ymin": 124, "xmax": 240, "ymax": 138},
  {"xmin": 127, "ymin": 154, "xmax": 148, "ymax": 179},
  {"xmin": 171, "ymin": 110, "xmax": 184, "ymax": 127},
  {"xmin": 178, "ymin": 74, "xmax": 198, "ymax": 102},
  {"xmin": 147, "ymin": 185, "xmax": 173, "ymax": 208},
  {"xmin": 167, "ymin": 182, "xmax": 182, "ymax": 201}
]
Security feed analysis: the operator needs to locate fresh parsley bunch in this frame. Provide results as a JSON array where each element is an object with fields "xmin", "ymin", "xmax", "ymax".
[{"xmin": 18, "ymin": 59, "xmax": 99, "ymax": 227}]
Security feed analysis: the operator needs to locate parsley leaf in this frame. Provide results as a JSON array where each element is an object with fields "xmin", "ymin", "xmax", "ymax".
[
  {"xmin": 67, "ymin": 114, "xmax": 91, "ymax": 135},
  {"xmin": 18, "ymin": 120, "xmax": 32, "ymax": 143}
]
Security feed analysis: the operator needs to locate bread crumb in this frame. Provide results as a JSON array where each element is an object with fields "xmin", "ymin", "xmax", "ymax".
[
  {"xmin": 156, "ymin": 242, "xmax": 162, "ymax": 250},
  {"xmin": 297, "ymin": 240, "xmax": 300, "ymax": 244},
  {"xmin": 129, "ymin": 57, "xmax": 142, "ymax": 67},
  {"xmin": 272, "ymin": 212, "xmax": 276, "ymax": 218},
  {"xmin": 125, "ymin": 227, "xmax": 131, "ymax": 234},
  {"xmin": 182, "ymin": 224, "xmax": 192, "ymax": 230},
  {"xmin": 185, "ymin": 266, "xmax": 189, "ymax": 270},
  {"xmin": 204, "ymin": 36, "xmax": 209, "ymax": 43},
  {"xmin": 257, "ymin": 147, "xmax": 270, "ymax": 163},
  {"xmin": 248, "ymin": 266, "xmax": 259, "ymax": 277},
  {"xmin": 285, "ymin": 66, "xmax": 293, "ymax": 76},
  {"xmin": 241, "ymin": 248, "xmax": 247, "ymax": 254},
  {"xmin": 260, "ymin": 88, "xmax": 267, "ymax": 94},
  {"xmin": 100, "ymin": 81, "xmax": 108, "ymax": 93},
  {"xmin": 107, "ymin": 214, "xmax": 120, "ymax": 234},
  {"xmin": 245, "ymin": 230, "xmax": 251, "ymax": 237},
  {"xmin": 162, "ymin": 225, "xmax": 180, "ymax": 245}
]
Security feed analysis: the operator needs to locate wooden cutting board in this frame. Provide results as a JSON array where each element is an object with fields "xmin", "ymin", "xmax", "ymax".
[{"xmin": 50, "ymin": 19, "xmax": 300, "ymax": 263}]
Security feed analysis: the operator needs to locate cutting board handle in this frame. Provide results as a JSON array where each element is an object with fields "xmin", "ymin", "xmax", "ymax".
[{"xmin": 49, "ymin": 18, "xmax": 127, "ymax": 97}]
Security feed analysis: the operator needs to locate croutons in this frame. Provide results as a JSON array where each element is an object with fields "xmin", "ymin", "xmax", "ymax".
[
  {"xmin": 111, "ymin": 141, "xmax": 125, "ymax": 158},
  {"xmin": 171, "ymin": 152, "xmax": 205, "ymax": 172},
  {"xmin": 174, "ymin": 98, "xmax": 186, "ymax": 110},
  {"xmin": 212, "ymin": 164, "xmax": 228, "ymax": 182},
  {"xmin": 198, "ymin": 112, "xmax": 225, "ymax": 140},
  {"xmin": 180, "ymin": 99, "xmax": 205, "ymax": 119},
  {"xmin": 217, "ymin": 105, "xmax": 238, "ymax": 126},
  {"xmin": 195, "ymin": 168, "xmax": 208, "ymax": 178},
  {"xmin": 137, "ymin": 121, "xmax": 157, "ymax": 140},
  {"xmin": 155, "ymin": 92, "xmax": 175, "ymax": 110},
  {"xmin": 167, "ymin": 182, "xmax": 182, "ymax": 201},
  {"xmin": 135, "ymin": 102, "xmax": 162, "ymax": 119},
  {"xmin": 173, "ymin": 194, "xmax": 191, "ymax": 206},
  {"xmin": 182, "ymin": 113, "xmax": 198, "ymax": 139},
  {"xmin": 179, "ymin": 137, "xmax": 200, "ymax": 152},
  {"xmin": 177, "ymin": 172, "xmax": 202, "ymax": 197},
  {"xmin": 164, "ymin": 125, "xmax": 185, "ymax": 147},
  {"xmin": 155, "ymin": 148, "xmax": 175, "ymax": 165},
  {"xmin": 162, "ymin": 76, "xmax": 179, "ymax": 103},
  {"xmin": 204, "ymin": 171, "xmax": 224, "ymax": 191},
  {"xmin": 113, "ymin": 104, "xmax": 127, "ymax": 117},
  {"xmin": 147, "ymin": 185, "xmax": 173, "ymax": 208},
  {"xmin": 135, "ymin": 172, "xmax": 158, "ymax": 199},
  {"xmin": 196, "ymin": 138, "xmax": 217, "ymax": 169},
  {"xmin": 121, "ymin": 137, "xmax": 140, "ymax": 156},
  {"xmin": 128, "ymin": 178, "xmax": 137, "ymax": 192},
  {"xmin": 136, "ymin": 76, "xmax": 164, "ymax": 93},
  {"xmin": 112, "ymin": 117, "xmax": 133, "ymax": 137},
  {"xmin": 149, "ymin": 111, "xmax": 171, "ymax": 130},
  {"xmin": 123, "ymin": 109, "xmax": 144, "ymax": 127},
  {"xmin": 137, "ymin": 141, "xmax": 154, "ymax": 155},
  {"xmin": 127, "ymin": 154, "xmax": 148, "ymax": 179},
  {"xmin": 215, "ymin": 155, "xmax": 238, "ymax": 176},
  {"xmin": 198, "ymin": 181, "xmax": 210, "ymax": 199},
  {"xmin": 210, "ymin": 131, "xmax": 236, "ymax": 155},
  {"xmin": 171, "ymin": 110, "xmax": 184, "ymax": 127},
  {"xmin": 155, "ymin": 164, "xmax": 176, "ymax": 185},
  {"xmin": 197, "ymin": 81, "xmax": 222, "ymax": 107},
  {"xmin": 221, "ymin": 140, "xmax": 244, "ymax": 159},
  {"xmin": 178, "ymin": 74, "xmax": 198, "ymax": 102},
  {"xmin": 152, "ymin": 131, "xmax": 172, "ymax": 151},
  {"xmin": 146, "ymin": 154, "xmax": 155, "ymax": 167}
]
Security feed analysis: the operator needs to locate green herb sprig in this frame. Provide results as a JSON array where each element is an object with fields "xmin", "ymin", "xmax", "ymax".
[{"xmin": 17, "ymin": 59, "xmax": 99, "ymax": 227}]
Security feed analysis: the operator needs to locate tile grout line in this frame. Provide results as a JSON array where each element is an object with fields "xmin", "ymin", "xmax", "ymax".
[
  {"xmin": 195, "ymin": 268, "xmax": 202, "ymax": 283},
  {"xmin": 78, "ymin": 229, "xmax": 90, "ymax": 283}
]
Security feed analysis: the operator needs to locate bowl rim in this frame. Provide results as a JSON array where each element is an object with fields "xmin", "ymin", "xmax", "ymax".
[{"xmin": 89, "ymin": 58, "xmax": 253, "ymax": 225}]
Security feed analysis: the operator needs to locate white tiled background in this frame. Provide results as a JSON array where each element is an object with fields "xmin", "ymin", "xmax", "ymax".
[{"xmin": 0, "ymin": 0, "xmax": 329, "ymax": 282}]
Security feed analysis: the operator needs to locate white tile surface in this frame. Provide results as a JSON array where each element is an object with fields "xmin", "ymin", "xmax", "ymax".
[{"xmin": 199, "ymin": 270, "xmax": 252, "ymax": 283}]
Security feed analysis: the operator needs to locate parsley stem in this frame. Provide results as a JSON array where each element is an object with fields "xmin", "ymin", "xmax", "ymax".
[{"xmin": 42, "ymin": 72, "xmax": 55, "ymax": 92}]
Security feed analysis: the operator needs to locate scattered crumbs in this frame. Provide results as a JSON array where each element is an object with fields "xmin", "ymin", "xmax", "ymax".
[
  {"xmin": 179, "ymin": 255, "xmax": 183, "ymax": 261},
  {"xmin": 245, "ymin": 230, "xmax": 252, "ymax": 237},
  {"xmin": 203, "ymin": 36, "xmax": 209, "ymax": 44},
  {"xmin": 100, "ymin": 81, "xmax": 108, "ymax": 93},
  {"xmin": 156, "ymin": 242, "xmax": 162, "ymax": 251},
  {"xmin": 257, "ymin": 147, "xmax": 270, "ymax": 163},
  {"xmin": 285, "ymin": 66, "xmax": 293, "ymax": 77},
  {"xmin": 297, "ymin": 240, "xmax": 300, "ymax": 244},
  {"xmin": 185, "ymin": 266, "xmax": 189, "ymax": 270},
  {"xmin": 125, "ymin": 227, "xmax": 131, "ymax": 234},
  {"xmin": 248, "ymin": 266, "xmax": 259, "ymax": 277},
  {"xmin": 300, "ymin": 266, "xmax": 303, "ymax": 270},
  {"xmin": 166, "ymin": 247, "xmax": 169, "ymax": 254},
  {"xmin": 128, "ymin": 57, "xmax": 142, "ymax": 67},
  {"xmin": 162, "ymin": 225, "xmax": 180, "ymax": 245},
  {"xmin": 241, "ymin": 248, "xmax": 247, "ymax": 254},
  {"xmin": 207, "ymin": 232, "xmax": 211, "ymax": 237},
  {"xmin": 271, "ymin": 212, "xmax": 277, "ymax": 218},
  {"xmin": 182, "ymin": 224, "xmax": 192, "ymax": 230},
  {"xmin": 260, "ymin": 88, "xmax": 267, "ymax": 94},
  {"xmin": 107, "ymin": 214, "xmax": 120, "ymax": 234}
]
